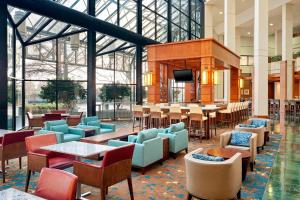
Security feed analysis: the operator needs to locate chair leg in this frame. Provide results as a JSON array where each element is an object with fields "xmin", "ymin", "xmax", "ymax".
[
  {"xmin": 25, "ymin": 170, "xmax": 32, "ymax": 192},
  {"xmin": 1, "ymin": 159, "xmax": 5, "ymax": 183},
  {"xmin": 19, "ymin": 157, "xmax": 22, "ymax": 169},
  {"xmin": 187, "ymin": 193, "xmax": 193, "ymax": 200},
  {"xmin": 127, "ymin": 177, "xmax": 134, "ymax": 200},
  {"xmin": 101, "ymin": 188, "xmax": 106, "ymax": 200}
]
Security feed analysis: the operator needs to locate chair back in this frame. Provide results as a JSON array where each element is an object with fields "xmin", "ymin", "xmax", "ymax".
[
  {"xmin": 169, "ymin": 107, "xmax": 181, "ymax": 114},
  {"xmin": 26, "ymin": 112, "xmax": 33, "ymax": 120},
  {"xmin": 35, "ymin": 168, "xmax": 78, "ymax": 200},
  {"xmin": 51, "ymin": 109, "xmax": 67, "ymax": 114},
  {"xmin": 102, "ymin": 144, "xmax": 135, "ymax": 187},
  {"xmin": 44, "ymin": 113, "xmax": 62, "ymax": 121},
  {"xmin": 133, "ymin": 105, "xmax": 143, "ymax": 118},
  {"xmin": 190, "ymin": 107, "xmax": 203, "ymax": 114},
  {"xmin": 2, "ymin": 130, "xmax": 34, "ymax": 159},
  {"xmin": 25, "ymin": 133, "xmax": 57, "ymax": 153}
]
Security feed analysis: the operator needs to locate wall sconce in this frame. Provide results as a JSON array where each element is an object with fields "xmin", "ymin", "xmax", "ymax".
[
  {"xmin": 144, "ymin": 72, "xmax": 153, "ymax": 86},
  {"xmin": 202, "ymin": 70, "xmax": 208, "ymax": 84},
  {"xmin": 213, "ymin": 71, "xmax": 219, "ymax": 85},
  {"xmin": 239, "ymin": 78, "xmax": 244, "ymax": 88}
]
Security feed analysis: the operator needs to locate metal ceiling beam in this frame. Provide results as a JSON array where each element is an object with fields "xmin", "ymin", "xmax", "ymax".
[
  {"xmin": 25, "ymin": 18, "xmax": 52, "ymax": 43},
  {"xmin": 7, "ymin": 0, "xmax": 159, "ymax": 46}
]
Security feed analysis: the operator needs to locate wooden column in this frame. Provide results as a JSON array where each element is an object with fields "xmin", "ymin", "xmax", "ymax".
[
  {"xmin": 201, "ymin": 57, "xmax": 214, "ymax": 104},
  {"xmin": 148, "ymin": 61, "xmax": 161, "ymax": 103},
  {"xmin": 230, "ymin": 67, "xmax": 240, "ymax": 102}
]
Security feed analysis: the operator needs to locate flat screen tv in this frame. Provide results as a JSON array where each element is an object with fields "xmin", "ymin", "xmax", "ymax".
[{"xmin": 173, "ymin": 69, "xmax": 193, "ymax": 82}]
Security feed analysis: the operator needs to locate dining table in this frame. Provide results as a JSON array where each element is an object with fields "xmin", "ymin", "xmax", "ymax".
[
  {"xmin": 0, "ymin": 188, "xmax": 45, "ymax": 200},
  {"xmin": 142, "ymin": 105, "xmax": 222, "ymax": 139},
  {"xmin": 41, "ymin": 141, "xmax": 116, "ymax": 199}
]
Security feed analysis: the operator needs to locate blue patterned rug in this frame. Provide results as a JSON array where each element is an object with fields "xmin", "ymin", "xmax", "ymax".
[{"xmin": 0, "ymin": 134, "xmax": 282, "ymax": 200}]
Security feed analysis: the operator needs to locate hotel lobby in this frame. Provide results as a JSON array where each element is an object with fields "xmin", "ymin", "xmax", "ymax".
[{"xmin": 1, "ymin": 0, "xmax": 300, "ymax": 199}]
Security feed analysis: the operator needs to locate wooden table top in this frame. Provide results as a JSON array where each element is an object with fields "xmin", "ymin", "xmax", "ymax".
[
  {"xmin": 80, "ymin": 128, "xmax": 138, "ymax": 144},
  {"xmin": 207, "ymin": 147, "xmax": 251, "ymax": 159}
]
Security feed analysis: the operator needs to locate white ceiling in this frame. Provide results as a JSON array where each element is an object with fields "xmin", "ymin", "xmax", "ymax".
[{"xmin": 206, "ymin": 0, "xmax": 300, "ymax": 37}]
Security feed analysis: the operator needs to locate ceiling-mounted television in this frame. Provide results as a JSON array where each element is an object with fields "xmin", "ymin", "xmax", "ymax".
[{"xmin": 173, "ymin": 69, "xmax": 193, "ymax": 82}]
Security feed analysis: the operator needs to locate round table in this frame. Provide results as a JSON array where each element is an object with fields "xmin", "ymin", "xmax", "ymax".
[{"xmin": 207, "ymin": 147, "xmax": 251, "ymax": 181}]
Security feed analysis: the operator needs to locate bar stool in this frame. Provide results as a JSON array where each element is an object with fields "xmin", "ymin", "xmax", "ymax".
[
  {"xmin": 150, "ymin": 106, "xmax": 168, "ymax": 128},
  {"xmin": 169, "ymin": 107, "xmax": 188, "ymax": 125},
  {"xmin": 205, "ymin": 105, "xmax": 217, "ymax": 137},
  {"xmin": 133, "ymin": 105, "xmax": 150, "ymax": 131},
  {"xmin": 189, "ymin": 107, "xmax": 207, "ymax": 142},
  {"xmin": 218, "ymin": 103, "xmax": 233, "ymax": 127}
]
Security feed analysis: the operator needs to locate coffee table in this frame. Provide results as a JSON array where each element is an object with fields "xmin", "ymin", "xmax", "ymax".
[
  {"xmin": 207, "ymin": 147, "xmax": 251, "ymax": 181},
  {"xmin": 80, "ymin": 128, "xmax": 138, "ymax": 144}
]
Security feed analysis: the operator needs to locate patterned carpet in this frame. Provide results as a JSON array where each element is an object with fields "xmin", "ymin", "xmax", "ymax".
[{"xmin": 0, "ymin": 129, "xmax": 282, "ymax": 200}]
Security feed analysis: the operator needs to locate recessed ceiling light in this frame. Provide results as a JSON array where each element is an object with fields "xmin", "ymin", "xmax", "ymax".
[
  {"xmin": 269, "ymin": 23, "xmax": 274, "ymax": 26},
  {"xmin": 219, "ymin": 11, "xmax": 223, "ymax": 15},
  {"xmin": 247, "ymin": 32, "xmax": 251, "ymax": 35}
]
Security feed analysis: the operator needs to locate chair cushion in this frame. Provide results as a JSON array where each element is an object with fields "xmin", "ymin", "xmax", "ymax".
[
  {"xmin": 82, "ymin": 116, "xmax": 99, "ymax": 125},
  {"xmin": 251, "ymin": 119, "xmax": 267, "ymax": 127},
  {"xmin": 87, "ymin": 120, "xmax": 100, "ymax": 127},
  {"xmin": 136, "ymin": 128, "xmax": 158, "ymax": 144},
  {"xmin": 63, "ymin": 134, "xmax": 81, "ymax": 142},
  {"xmin": 50, "ymin": 124, "xmax": 69, "ymax": 134},
  {"xmin": 168, "ymin": 122, "xmax": 185, "ymax": 134},
  {"xmin": 192, "ymin": 153, "xmax": 224, "ymax": 161},
  {"xmin": 44, "ymin": 120, "xmax": 66, "ymax": 130},
  {"xmin": 239, "ymin": 124, "xmax": 257, "ymax": 128},
  {"xmin": 100, "ymin": 128, "xmax": 113, "ymax": 134},
  {"xmin": 230, "ymin": 131, "xmax": 252, "ymax": 147}
]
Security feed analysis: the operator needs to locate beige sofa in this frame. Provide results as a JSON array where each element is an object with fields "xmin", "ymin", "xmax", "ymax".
[
  {"xmin": 220, "ymin": 131, "xmax": 257, "ymax": 171},
  {"xmin": 235, "ymin": 124, "xmax": 265, "ymax": 148},
  {"xmin": 184, "ymin": 148, "xmax": 242, "ymax": 200}
]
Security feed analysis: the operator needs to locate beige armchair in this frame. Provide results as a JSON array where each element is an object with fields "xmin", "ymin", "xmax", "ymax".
[
  {"xmin": 235, "ymin": 124, "xmax": 265, "ymax": 149},
  {"xmin": 220, "ymin": 131, "xmax": 257, "ymax": 171},
  {"xmin": 184, "ymin": 148, "xmax": 242, "ymax": 200},
  {"xmin": 248, "ymin": 118, "xmax": 271, "ymax": 133}
]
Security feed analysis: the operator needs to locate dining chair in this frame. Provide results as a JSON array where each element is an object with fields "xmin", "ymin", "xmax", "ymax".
[
  {"xmin": 132, "ymin": 105, "xmax": 150, "ymax": 131},
  {"xmin": 73, "ymin": 144, "xmax": 135, "ymax": 200},
  {"xmin": 67, "ymin": 112, "xmax": 83, "ymax": 126},
  {"xmin": 35, "ymin": 168, "xmax": 78, "ymax": 200},
  {"xmin": 25, "ymin": 133, "xmax": 75, "ymax": 192},
  {"xmin": 26, "ymin": 112, "xmax": 44, "ymax": 129},
  {"xmin": 44, "ymin": 113, "xmax": 62, "ymax": 121},
  {"xmin": 0, "ymin": 130, "xmax": 34, "ymax": 183}
]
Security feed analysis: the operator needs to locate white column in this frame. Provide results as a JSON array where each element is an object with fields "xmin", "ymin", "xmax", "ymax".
[
  {"xmin": 205, "ymin": 4, "xmax": 214, "ymax": 38},
  {"xmin": 274, "ymin": 31, "xmax": 282, "ymax": 56},
  {"xmin": 224, "ymin": 0, "xmax": 236, "ymax": 101},
  {"xmin": 235, "ymin": 28, "xmax": 241, "ymax": 55},
  {"xmin": 282, "ymin": 4, "xmax": 293, "ymax": 99},
  {"xmin": 253, "ymin": 0, "xmax": 268, "ymax": 116}
]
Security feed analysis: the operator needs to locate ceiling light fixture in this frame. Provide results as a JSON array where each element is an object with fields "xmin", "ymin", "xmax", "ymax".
[
  {"xmin": 269, "ymin": 23, "xmax": 274, "ymax": 26},
  {"xmin": 219, "ymin": 11, "xmax": 223, "ymax": 15},
  {"xmin": 247, "ymin": 32, "xmax": 251, "ymax": 35}
]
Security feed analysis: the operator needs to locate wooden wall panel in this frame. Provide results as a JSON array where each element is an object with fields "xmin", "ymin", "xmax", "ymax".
[
  {"xmin": 230, "ymin": 67, "xmax": 240, "ymax": 102},
  {"xmin": 268, "ymin": 82, "xmax": 275, "ymax": 99}
]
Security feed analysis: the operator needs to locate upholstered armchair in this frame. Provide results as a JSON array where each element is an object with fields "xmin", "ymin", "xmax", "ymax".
[
  {"xmin": 184, "ymin": 148, "xmax": 242, "ymax": 200},
  {"xmin": 220, "ymin": 131, "xmax": 257, "ymax": 170},
  {"xmin": 235, "ymin": 124, "xmax": 265, "ymax": 149},
  {"xmin": 25, "ymin": 133, "xmax": 75, "ymax": 192},
  {"xmin": 39, "ymin": 120, "xmax": 85, "ymax": 143},
  {"xmin": 248, "ymin": 118, "xmax": 271, "ymax": 133},
  {"xmin": 77, "ymin": 116, "xmax": 116, "ymax": 135},
  {"xmin": 26, "ymin": 112, "xmax": 44, "ymax": 129},
  {"xmin": 66, "ymin": 112, "xmax": 83, "ymax": 126},
  {"xmin": 157, "ymin": 122, "xmax": 188, "ymax": 156},
  {"xmin": 0, "ymin": 130, "xmax": 34, "ymax": 183},
  {"xmin": 73, "ymin": 144, "xmax": 135, "ymax": 200},
  {"xmin": 108, "ymin": 128, "xmax": 163, "ymax": 174},
  {"xmin": 35, "ymin": 168, "xmax": 78, "ymax": 200}
]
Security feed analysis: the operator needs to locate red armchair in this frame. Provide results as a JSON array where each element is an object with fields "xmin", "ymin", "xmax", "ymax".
[
  {"xmin": 0, "ymin": 130, "xmax": 34, "ymax": 183},
  {"xmin": 73, "ymin": 144, "xmax": 135, "ymax": 200},
  {"xmin": 25, "ymin": 133, "xmax": 75, "ymax": 192},
  {"xmin": 67, "ymin": 112, "xmax": 83, "ymax": 126},
  {"xmin": 35, "ymin": 168, "xmax": 78, "ymax": 200},
  {"xmin": 26, "ymin": 112, "xmax": 44, "ymax": 129}
]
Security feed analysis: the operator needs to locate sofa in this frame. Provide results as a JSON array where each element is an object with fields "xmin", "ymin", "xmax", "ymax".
[
  {"xmin": 108, "ymin": 128, "xmax": 163, "ymax": 174},
  {"xmin": 76, "ymin": 116, "xmax": 116, "ymax": 135},
  {"xmin": 39, "ymin": 120, "xmax": 85, "ymax": 143},
  {"xmin": 220, "ymin": 131, "xmax": 257, "ymax": 171},
  {"xmin": 184, "ymin": 148, "xmax": 242, "ymax": 200},
  {"xmin": 157, "ymin": 122, "xmax": 188, "ymax": 156}
]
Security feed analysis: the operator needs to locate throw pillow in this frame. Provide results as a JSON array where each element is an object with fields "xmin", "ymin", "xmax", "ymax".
[
  {"xmin": 168, "ymin": 122, "xmax": 185, "ymax": 134},
  {"xmin": 230, "ymin": 131, "xmax": 252, "ymax": 147},
  {"xmin": 50, "ymin": 124, "xmax": 69, "ymax": 134},
  {"xmin": 251, "ymin": 119, "xmax": 267, "ymax": 127},
  {"xmin": 87, "ymin": 120, "xmax": 100, "ymax": 127},
  {"xmin": 239, "ymin": 124, "xmax": 257, "ymax": 128},
  {"xmin": 192, "ymin": 153, "xmax": 224, "ymax": 161},
  {"xmin": 136, "ymin": 128, "xmax": 158, "ymax": 144}
]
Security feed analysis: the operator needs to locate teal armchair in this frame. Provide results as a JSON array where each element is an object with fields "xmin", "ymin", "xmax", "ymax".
[
  {"xmin": 39, "ymin": 120, "xmax": 85, "ymax": 143},
  {"xmin": 76, "ymin": 116, "xmax": 116, "ymax": 134},
  {"xmin": 108, "ymin": 128, "xmax": 163, "ymax": 174},
  {"xmin": 158, "ymin": 122, "xmax": 189, "ymax": 156}
]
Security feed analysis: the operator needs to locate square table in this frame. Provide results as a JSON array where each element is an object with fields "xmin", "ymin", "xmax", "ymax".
[
  {"xmin": 0, "ymin": 188, "xmax": 45, "ymax": 200},
  {"xmin": 41, "ymin": 141, "xmax": 116, "ymax": 198}
]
